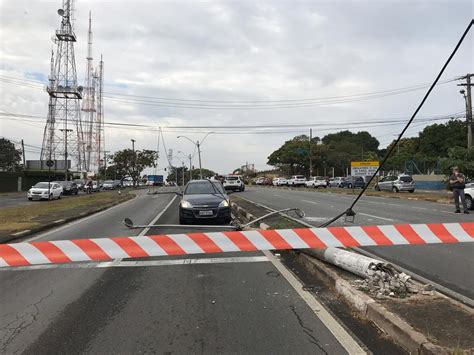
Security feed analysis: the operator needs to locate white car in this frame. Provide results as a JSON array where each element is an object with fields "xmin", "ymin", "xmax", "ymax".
[
  {"xmin": 273, "ymin": 177, "xmax": 288, "ymax": 186},
  {"xmin": 465, "ymin": 185, "xmax": 474, "ymax": 210},
  {"xmin": 223, "ymin": 175, "xmax": 245, "ymax": 192},
  {"xmin": 27, "ymin": 182, "xmax": 63, "ymax": 200},
  {"xmin": 288, "ymin": 175, "xmax": 307, "ymax": 187},
  {"xmin": 305, "ymin": 176, "xmax": 328, "ymax": 188},
  {"xmin": 329, "ymin": 177, "xmax": 345, "ymax": 187}
]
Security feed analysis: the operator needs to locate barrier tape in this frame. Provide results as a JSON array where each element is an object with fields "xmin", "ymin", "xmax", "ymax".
[{"xmin": 1, "ymin": 222, "xmax": 473, "ymax": 268}]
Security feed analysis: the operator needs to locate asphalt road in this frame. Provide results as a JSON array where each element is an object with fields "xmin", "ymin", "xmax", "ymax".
[
  {"xmin": 0, "ymin": 188, "xmax": 372, "ymax": 354},
  {"xmin": 238, "ymin": 186, "xmax": 474, "ymax": 301}
]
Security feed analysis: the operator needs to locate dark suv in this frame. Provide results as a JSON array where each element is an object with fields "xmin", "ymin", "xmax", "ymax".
[{"xmin": 341, "ymin": 176, "xmax": 365, "ymax": 189}]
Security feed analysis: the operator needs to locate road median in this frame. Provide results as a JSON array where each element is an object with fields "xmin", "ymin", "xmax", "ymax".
[
  {"xmin": 230, "ymin": 194, "xmax": 474, "ymax": 354},
  {"xmin": 0, "ymin": 190, "xmax": 136, "ymax": 243},
  {"xmin": 254, "ymin": 185, "xmax": 453, "ymax": 204}
]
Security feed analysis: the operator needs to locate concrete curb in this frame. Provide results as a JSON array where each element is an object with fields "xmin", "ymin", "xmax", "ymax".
[
  {"xmin": 1, "ymin": 194, "xmax": 135, "ymax": 244},
  {"xmin": 231, "ymin": 199, "xmax": 449, "ymax": 354}
]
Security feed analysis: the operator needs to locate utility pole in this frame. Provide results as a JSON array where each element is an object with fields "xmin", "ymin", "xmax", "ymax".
[
  {"xmin": 60, "ymin": 128, "xmax": 73, "ymax": 180},
  {"xmin": 103, "ymin": 150, "xmax": 110, "ymax": 180},
  {"xmin": 21, "ymin": 139, "xmax": 26, "ymax": 168},
  {"xmin": 131, "ymin": 139, "xmax": 136, "ymax": 186},
  {"xmin": 309, "ymin": 128, "xmax": 313, "ymax": 177},
  {"xmin": 458, "ymin": 74, "xmax": 473, "ymax": 149},
  {"xmin": 181, "ymin": 161, "xmax": 185, "ymax": 186},
  {"xmin": 197, "ymin": 140, "xmax": 202, "ymax": 179},
  {"xmin": 188, "ymin": 154, "xmax": 192, "ymax": 182}
]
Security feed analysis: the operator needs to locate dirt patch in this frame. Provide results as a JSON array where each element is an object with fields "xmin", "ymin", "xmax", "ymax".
[
  {"xmin": 383, "ymin": 297, "xmax": 474, "ymax": 350},
  {"xmin": 0, "ymin": 191, "xmax": 134, "ymax": 238}
]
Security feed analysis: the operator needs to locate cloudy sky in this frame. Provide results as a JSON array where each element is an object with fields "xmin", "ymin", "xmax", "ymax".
[{"xmin": 0, "ymin": 0, "xmax": 472, "ymax": 176}]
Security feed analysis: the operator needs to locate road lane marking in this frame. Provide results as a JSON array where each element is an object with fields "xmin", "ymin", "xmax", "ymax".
[
  {"xmin": 301, "ymin": 199, "xmax": 318, "ymax": 205},
  {"xmin": 263, "ymin": 250, "xmax": 366, "ymax": 354},
  {"xmin": 273, "ymin": 194, "xmax": 282, "ymax": 197},
  {"xmin": 0, "ymin": 256, "xmax": 270, "ymax": 271},
  {"xmin": 358, "ymin": 213, "xmax": 394, "ymax": 222},
  {"xmin": 411, "ymin": 206, "xmax": 428, "ymax": 211}
]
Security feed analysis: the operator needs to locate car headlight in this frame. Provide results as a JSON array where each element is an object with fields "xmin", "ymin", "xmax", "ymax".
[
  {"xmin": 219, "ymin": 199, "xmax": 229, "ymax": 208},
  {"xmin": 180, "ymin": 200, "xmax": 193, "ymax": 209}
]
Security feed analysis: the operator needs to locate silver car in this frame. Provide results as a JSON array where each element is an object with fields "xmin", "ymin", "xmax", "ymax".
[{"xmin": 376, "ymin": 175, "xmax": 415, "ymax": 193}]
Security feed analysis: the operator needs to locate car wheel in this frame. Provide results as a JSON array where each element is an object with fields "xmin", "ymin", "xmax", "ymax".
[
  {"xmin": 392, "ymin": 187, "xmax": 399, "ymax": 193},
  {"xmin": 58, "ymin": 193, "xmax": 62, "ymax": 199},
  {"xmin": 375, "ymin": 185, "xmax": 381, "ymax": 191},
  {"xmin": 49, "ymin": 193, "xmax": 53, "ymax": 200},
  {"xmin": 466, "ymin": 195, "xmax": 473, "ymax": 210},
  {"xmin": 408, "ymin": 190, "xmax": 415, "ymax": 193},
  {"xmin": 28, "ymin": 197, "xmax": 32, "ymax": 201}
]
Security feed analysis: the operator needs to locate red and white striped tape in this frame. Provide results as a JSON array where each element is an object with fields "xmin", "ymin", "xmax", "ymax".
[{"xmin": 1, "ymin": 222, "xmax": 473, "ymax": 268}]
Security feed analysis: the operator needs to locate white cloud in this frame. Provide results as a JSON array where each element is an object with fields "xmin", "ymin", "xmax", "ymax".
[{"xmin": 0, "ymin": 0, "xmax": 472, "ymax": 174}]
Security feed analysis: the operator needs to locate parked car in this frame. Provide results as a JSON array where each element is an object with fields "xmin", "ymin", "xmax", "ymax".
[
  {"xmin": 288, "ymin": 175, "xmax": 307, "ymax": 187},
  {"xmin": 122, "ymin": 178, "xmax": 133, "ymax": 187},
  {"xmin": 53, "ymin": 181, "xmax": 78, "ymax": 195},
  {"xmin": 273, "ymin": 177, "xmax": 288, "ymax": 186},
  {"xmin": 223, "ymin": 175, "xmax": 245, "ymax": 191},
  {"xmin": 305, "ymin": 176, "xmax": 328, "ymax": 188},
  {"xmin": 329, "ymin": 177, "xmax": 345, "ymax": 188},
  {"xmin": 74, "ymin": 179, "xmax": 86, "ymax": 191},
  {"xmin": 375, "ymin": 175, "xmax": 415, "ymax": 193},
  {"xmin": 27, "ymin": 182, "xmax": 63, "ymax": 200},
  {"xmin": 465, "ymin": 185, "xmax": 474, "ymax": 210},
  {"xmin": 341, "ymin": 176, "xmax": 366, "ymax": 189},
  {"xmin": 113, "ymin": 180, "xmax": 122, "ymax": 189},
  {"xmin": 179, "ymin": 179, "xmax": 231, "ymax": 224},
  {"xmin": 102, "ymin": 180, "xmax": 115, "ymax": 190}
]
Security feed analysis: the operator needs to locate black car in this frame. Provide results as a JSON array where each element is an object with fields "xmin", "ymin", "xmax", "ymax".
[
  {"xmin": 53, "ymin": 181, "xmax": 79, "ymax": 195},
  {"xmin": 179, "ymin": 180, "xmax": 231, "ymax": 225}
]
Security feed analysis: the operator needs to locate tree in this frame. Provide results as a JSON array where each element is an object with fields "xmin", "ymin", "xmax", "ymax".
[
  {"xmin": 167, "ymin": 167, "xmax": 215, "ymax": 184},
  {"xmin": 417, "ymin": 119, "xmax": 466, "ymax": 157},
  {"xmin": 440, "ymin": 147, "xmax": 474, "ymax": 178},
  {"xmin": 111, "ymin": 149, "xmax": 159, "ymax": 185},
  {"xmin": 0, "ymin": 138, "xmax": 22, "ymax": 172}
]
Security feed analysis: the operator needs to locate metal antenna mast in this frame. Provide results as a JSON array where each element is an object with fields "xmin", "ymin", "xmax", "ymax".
[
  {"xmin": 81, "ymin": 11, "xmax": 96, "ymax": 173},
  {"xmin": 41, "ymin": 0, "xmax": 85, "ymax": 179},
  {"xmin": 97, "ymin": 55, "xmax": 105, "ymax": 177}
]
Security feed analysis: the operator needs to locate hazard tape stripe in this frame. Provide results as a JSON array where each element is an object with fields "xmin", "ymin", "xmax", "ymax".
[{"xmin": 1, "ymin": 222, "xmax": 473, "ymax": 268}]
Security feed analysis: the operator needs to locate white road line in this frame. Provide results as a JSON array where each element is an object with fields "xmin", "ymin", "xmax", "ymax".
[
  {"xmin": 301, "ymin": 199, "xmax": 318, "ymax": 205},
  {"xmin": 358, "ymin": 212, "xmax": 394, "ymax": 222},
  {"xmin": 263, "ymin": 250, "xmax": 366, "ymax": 354},
  {"xmin": 411, "ymin": 206, "xmax": 427, "ymax": 211},
  {"xmin": 0, "ymin": 256, "xmax": 270, "ymax": 271},
  {"xmin": 273, "ymin": 194, "xmax": 282, "ymax": 197}
]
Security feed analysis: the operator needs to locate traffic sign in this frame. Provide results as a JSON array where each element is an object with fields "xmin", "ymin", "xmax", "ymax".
[{"xmin": 351, "ymin": 161, "xmax": 379, "ymax": 176}]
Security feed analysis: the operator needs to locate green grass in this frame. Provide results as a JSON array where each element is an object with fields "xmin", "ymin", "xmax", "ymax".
[{"xmin": 0, "ymin": 191, "xmax": 133, "ymax": 233}]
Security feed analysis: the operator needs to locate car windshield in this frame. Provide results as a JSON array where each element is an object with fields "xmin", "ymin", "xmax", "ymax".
[
  {"xmin": 185, "ymin": 181, "xmax": 220, "ymax": 195},
  {"xmin": 33, "ymin": 182, "xmax": 49, "ymax": 189},
  {"xmin": 400, "ymin": 176, "xmax": 413, "ymax": 182},
  {"xmin": 225, "ymin": 176, "xmax": 239, "ymax": 180}
]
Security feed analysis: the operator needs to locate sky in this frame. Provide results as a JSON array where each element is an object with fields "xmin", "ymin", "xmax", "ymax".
[{"xmin": 0, "ymin": 0, "xmax": 473, "ymax": 176}]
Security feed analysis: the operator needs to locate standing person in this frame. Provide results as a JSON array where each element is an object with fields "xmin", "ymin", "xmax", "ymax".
[{"xmin": 449, "ymin": 167, "xmax": 469, "ymax": 214}]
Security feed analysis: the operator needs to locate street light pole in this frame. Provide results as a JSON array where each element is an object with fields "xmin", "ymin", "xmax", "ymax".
[
  {"xmin": 59, "ymin": 128, "xmax": 73, "ymax": 181},
  {"xmin": 177, "ymin": 133, "xmax": 212, "ymax": 180},
  {"xmin": 458, "ymin": 74, "xmax": 473, "ymax": 149},
  {"xmin": 131, "ymin": 139, "xmax": 136, "ymax": 186}
]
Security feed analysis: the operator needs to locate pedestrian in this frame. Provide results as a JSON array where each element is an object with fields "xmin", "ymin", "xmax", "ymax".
[{"xmin": 449, "ymin": 167, "xmax": 469, "ymax": 214}]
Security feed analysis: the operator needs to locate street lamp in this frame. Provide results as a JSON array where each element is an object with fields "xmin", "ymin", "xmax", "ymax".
[
  {"xmin": 131, "ymin": 139, "xmax": 136, "ymax": 186},
  {"xmin": 178, "ymin": 150, "xmax": 193, "ymax": 182},
  {"xmin": 177, "ymin": 132, "xmax": 213, "ymax": 179}
]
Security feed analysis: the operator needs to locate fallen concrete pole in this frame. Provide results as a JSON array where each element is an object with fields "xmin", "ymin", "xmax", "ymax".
[{"xmin": 307, "ymin": 247, "xmax": 389, "ymax": 278}]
